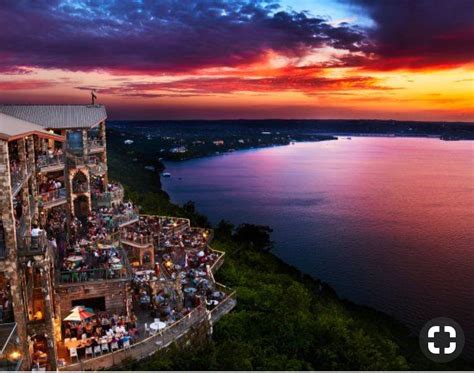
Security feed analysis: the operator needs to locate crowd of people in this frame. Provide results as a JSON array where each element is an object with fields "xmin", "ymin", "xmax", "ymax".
[
  {"xmin": 62, "ymin": 311, "xmax": 138, "ymax": 360},
  {"xmin": 36, "ymin": 147, "xmax": 64, "ymax": 168},
  {"xmin": 38, "ymin": 176, "xmax": 64, "ymax": 201},
  {"xmin": 123, "ymin": 216, "xmax": 223, "ymax": 328}
]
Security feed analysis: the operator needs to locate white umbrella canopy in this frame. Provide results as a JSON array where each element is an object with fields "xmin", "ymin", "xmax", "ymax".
[{"xmin": 64, "ymin": 306, "xmax": 95, "ymax": 321}]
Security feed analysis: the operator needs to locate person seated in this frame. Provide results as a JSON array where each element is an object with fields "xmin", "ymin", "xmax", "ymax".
[{"xmin": 33, "ymin": 308, "xmax": 43, "ymax": 320}]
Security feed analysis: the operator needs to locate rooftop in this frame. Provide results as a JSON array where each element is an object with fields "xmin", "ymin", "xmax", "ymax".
[
  {"xmin": 0, "ymin": 112, "xmax": 64, "ymax": 141},
  {"xmin": 0, "ymin": 105, "xmax": 107, "ymax": 130}
]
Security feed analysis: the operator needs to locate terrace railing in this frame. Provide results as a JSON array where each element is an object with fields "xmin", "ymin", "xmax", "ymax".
[
  {"xmin": 87, "ymin": 161, "xmax": 106, "ymax": 176},
  {"xmin": 120, "ymin": 231, "xmax": 155, "ymax": 247},
  {"xmin": 208, "ymin": 247, "xmax": 225, "ymax": 274},
  {"xmin": 92, "ymin": 184, "xmax": 124, "ymax": 207},
  {"xmin": 60, "ymin": 304, "xmax": 209, "ymax": 371},
  {"xmin": 36, "ymin": 154, "xmax": 65, "ymax": 170},
  {"xmin": 113, "ymin": 209, "xmax": 139, "ymax": 227},
  {"xmin": 17, "ymin": 233, "xmax": 47, "ymax": 257},
  {"xmin": 10, "ymin": 164, "xmax": 27, "ymax": 195},
  {"xmin": 39, "ymin": 188, "xmax": 67, "ymax": 208},
  {"xmin": 87, "ymin": 138, "xmax": 105, "ymax": 152},
  {"xmin": 209, "ymin": 282, "xmax": 237, "ymax": 324},
  {"xmin": 66, "ymin": 152, "xmax": 86, "ymax": 167},
  {"xmin": 57, "ymin": 248, "xmax": 130, "ymax": 285}
]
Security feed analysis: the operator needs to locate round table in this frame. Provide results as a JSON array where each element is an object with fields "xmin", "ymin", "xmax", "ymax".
[
  {"xmin": 150, "ymin": 321, "xmax": 167, "ymax": 332},
  {"xmin": 66, "ymin": 255, "xmax": 83, "ymax": 264}
]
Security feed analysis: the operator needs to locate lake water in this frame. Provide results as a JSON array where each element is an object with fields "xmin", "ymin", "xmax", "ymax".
[{"xmin": 161, "ymin": 137, "xmax": 474, "ymax": 353}]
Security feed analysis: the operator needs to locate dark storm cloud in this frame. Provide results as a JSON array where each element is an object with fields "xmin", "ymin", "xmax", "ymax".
[
  {"xmin": 348, "ymin": 0, "xmax": 474, "ymax": 69},
  {"xmin": 0, "ymin": 0, "xmax": 366, "ymax": 74}
]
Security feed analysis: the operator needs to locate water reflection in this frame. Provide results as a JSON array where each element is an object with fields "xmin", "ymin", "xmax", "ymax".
[{"xmin": 163, "ymin": 137, "xmax": 474, "ymax": 354}]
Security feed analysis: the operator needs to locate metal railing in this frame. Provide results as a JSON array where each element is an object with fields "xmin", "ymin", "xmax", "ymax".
[
  {"xmin": 36, "ymin": 154, "xmax": 65, "ymax": 170},
  {"xmin": 39, "ymin": 188, "xmax": 67, "ymax": 207},
  {"xmin": 10, "ymin": 164, "xmax": 27, "ymax": 194},
  {"xmin": 209, "ymin": 283, "xmax": 237, "ymax": 324},
  {"xmin": 17, "ymin": 233, "xmax": 47, "ymax": 256},
  {"xmin": 208, "ymin": 247, "xmax": 225, "ymax": 274},
  {"xmin": 60, "ymin": 304, "xmax": 208, "ymax": 370},
  {"xmin": 57, "ymin": 248, "xmax": 130, "ymax": 285},
  {"xmin": 92, "ymin": 184, "xmax": 124, "ymax": 207},
  {"xmin": 66, "ymin": 152, "xmax": 85, "ymax": 166},
  {"xmin": 88, "ymin": 162, "xmax": 106, "ymax": 175},
  {"xmin": 58, "ymin": 266, "xmax": 128, "ymax": 284},
  {"xmin": 87, "ymin": 138, "xmax": 105, "ymax": 152},
  {"xmin": 113, "ymin": 209, "xmax": 139, "ymax": 227},
  {"xmin": 120, "ymin": 231, "xmax": 155, "ymax": 247}
]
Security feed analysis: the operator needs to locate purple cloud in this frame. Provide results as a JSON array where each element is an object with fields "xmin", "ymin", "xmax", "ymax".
[
  {"xmin": 0, "ymin": 0, "xmax": 367, "ymax": 74},
  {"xmin": 350, "ymin": 0, "xmax": 474, "ymax": 69}
]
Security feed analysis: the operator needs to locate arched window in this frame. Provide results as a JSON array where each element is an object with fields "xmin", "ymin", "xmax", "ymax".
[{"xmin": 72, "ymin": 171, "xmax": 88, "ymax": 194}]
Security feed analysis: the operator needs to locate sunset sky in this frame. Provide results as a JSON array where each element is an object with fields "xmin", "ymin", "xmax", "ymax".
[{"xmin": 0, "ymin": 0, "xmax": 473, "ymax": 121}]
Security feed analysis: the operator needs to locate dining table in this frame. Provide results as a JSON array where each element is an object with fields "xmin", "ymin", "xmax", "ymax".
[{"xmin": 149, "ymin": 321, "xmax": 167, "ymax": 332}]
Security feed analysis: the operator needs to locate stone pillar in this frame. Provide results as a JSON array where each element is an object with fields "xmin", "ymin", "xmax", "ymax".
[
  {"xmin": 40, "ymin": 262, "xmax": 58, "ymax": 370},
  {"xmin": 82, "ymin": 129, "xmax": 89, "ymax": 157},
  {"xmin": 99, "ymin": 121, "xmax": 109, "ymax": 185},
  {"xmin": 0, "ymin": 140, "xmax": 30, "ymax": 369},
  {"xmin": 27, "ymin": 137, "xmax": 38, "ymax": 222}
]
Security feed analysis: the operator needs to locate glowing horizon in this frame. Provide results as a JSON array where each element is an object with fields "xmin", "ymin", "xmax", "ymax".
[{"xmin": 0, "ymin": 0, "xmax": 473, "ymax": 121}]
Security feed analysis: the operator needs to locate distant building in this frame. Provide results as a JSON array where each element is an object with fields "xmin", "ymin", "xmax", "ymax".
[
  {"xmin": 169, "ymin": 146, "xmax": 187, "ymax": 153},
  {"xmin": 213, "ymin": 140, "xmax": 224, "ymax": 146}
]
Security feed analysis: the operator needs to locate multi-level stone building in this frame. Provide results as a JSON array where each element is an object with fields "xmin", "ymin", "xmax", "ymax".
[{"xmin": 0, "ymin": 105, "xmax": 235, "ymax": 371}]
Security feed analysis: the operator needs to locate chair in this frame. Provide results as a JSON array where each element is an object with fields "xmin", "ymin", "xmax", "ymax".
[
  {"xmin": 64, "ymin": 338, "xmax": 71, "ymax": 344},
  {"xmin": 69, "ymin": 347, "xmax": 79, "ymax": 362},
  {"xmin": 144, "ymin": 323, "xmax": 149, "ymax": 335},
  {"xmin": 111, "ymin": 341, "xmax": 119, "ymax": 351},
  {"xmin": 85, "ymin": 346, "xmax": 93, "ymax": 359},
  {"xmin": 101, "ymin": 342, "xmax": 109, "ymax": 353},
  {"xmin": 123, "ymin": 339, "xmax": 130, "ymax": 349},
  {"xmin": 71, "ymin": 337, "xmax": 77, "ymax": 342},
  {"xmin": 93, "ymin": 345, "xmax": 102, "ymax": 356},
  {"xmin": 81, "ymin": 333, "xmax": 87, "ymax": 340},
  {"xmin": 154, "ymin": 318, "xmax": 160, "ymax": 324}
]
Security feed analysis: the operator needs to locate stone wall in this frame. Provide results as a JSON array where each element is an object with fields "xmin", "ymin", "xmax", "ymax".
[
  {"xmin": 0, "ymin": 140, "xmax": 30, "ymax": 369},
  {"xmin": 55, "ymin": 280, "xmax": 130, "ymax": 321}
]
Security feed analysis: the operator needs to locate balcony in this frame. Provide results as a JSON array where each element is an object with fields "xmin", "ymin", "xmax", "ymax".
[
  {"xmin": 39, "ymin": 188, "xmax": 67, "ymax": 209},
  {"xmin": 87, "ymin": 161, "xmax": 106, "ymax": 176},
  {"xmin": 87, "ymin": 138, "xmax": 105, "ymax": 153},
  {"xmin": 57, "ymin": 248, "xmax": 130, "ymax": 285},
  {"xmin": 17, "ymin": 234, "xmax": 47, "ymax": 257},
  {"xmin": 112, "ymin": 209, "xmax": 139, "ymax": 228},
  {"xmin": 120, "ymin": 231, "xmax": 155, "ymax": 248},
  {"xmin": 36, "ymin": 154, "xmax": 65, "ymax": 172},
  {"xmin": 66, "ymin": 153, "xmax": 85, "ymax": 167},
  {"xmin": 92, "ymin": 184, "xmax": 124, "ymax": 208}
]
